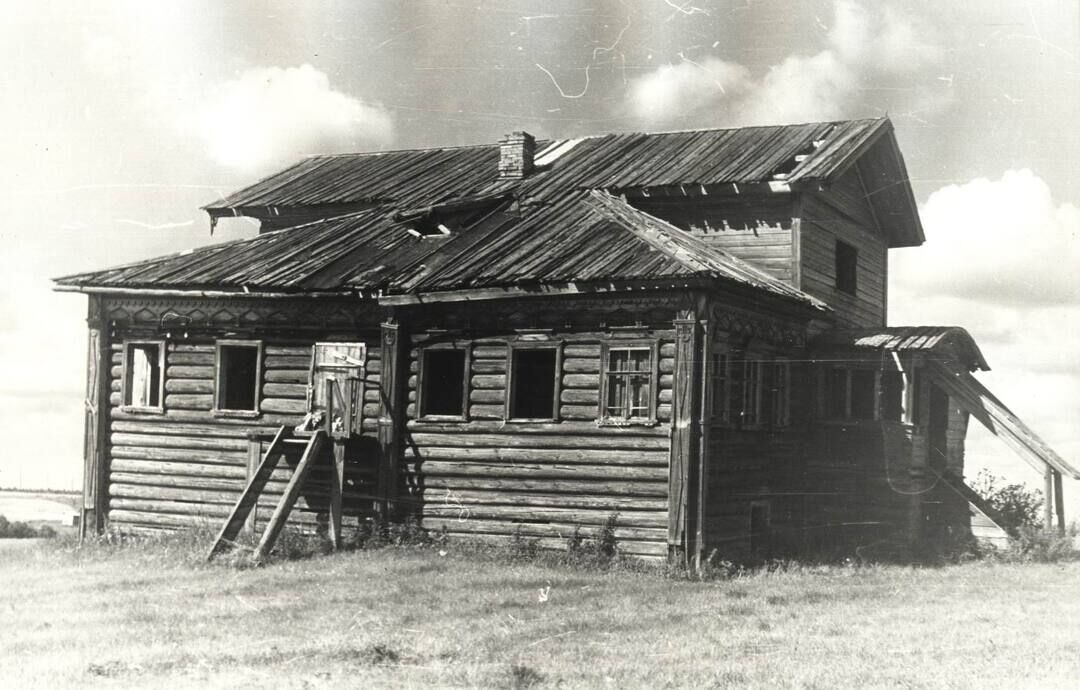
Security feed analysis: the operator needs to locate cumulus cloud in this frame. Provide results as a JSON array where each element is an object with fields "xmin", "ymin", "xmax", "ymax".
[
  {"xmin": 194, "ymin": 64, "xmax": 394, "ymax": 173},
  {"xmin": 893, "ymin": 169, "xmax": 1080, "ymax": 306},
  {"xmin": 628, "ymin": 0, "xmax": 946, "ymax": 126}
]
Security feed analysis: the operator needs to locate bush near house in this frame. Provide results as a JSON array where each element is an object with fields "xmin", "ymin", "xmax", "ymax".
[
  {"xmin": 970, "ymin": 469, "xmax": 1043, "ymax": 535},
  {"xmin": 0, "ymin": 514, "xmax": 57, "ymax": 539}
]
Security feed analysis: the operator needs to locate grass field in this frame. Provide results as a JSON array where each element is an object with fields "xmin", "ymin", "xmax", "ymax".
[{"xmin": 3, "ymin": 537, "xmax": 1079, "ymax": 689}]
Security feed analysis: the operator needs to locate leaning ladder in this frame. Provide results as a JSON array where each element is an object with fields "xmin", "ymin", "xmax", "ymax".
[{"xmin": 206, "ymin": 427, "xmax": 328, "ymax": 562}]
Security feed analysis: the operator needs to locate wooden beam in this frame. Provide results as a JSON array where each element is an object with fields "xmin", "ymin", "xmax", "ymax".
[
  {"xmin": 1045, "ymin": 467, "xmax": 1054, "ymax": 531},
  {"xmin": 1053, "ymin": 470, "xmax": 1066, "ymax": 535},
  {"xmin": 378, "ymin": 320, "xmax": 406, "ymax": 518},
  {"xmin": 669, "ymin": 313, "xmax": 704, "ymax": 568},
  {"xmin": 254, "ymin": 430, "xmax": 328, "ymax": 563},
  {"xmin": 80, "ymin": 295, "xmax": 111, "ymax": 541}
]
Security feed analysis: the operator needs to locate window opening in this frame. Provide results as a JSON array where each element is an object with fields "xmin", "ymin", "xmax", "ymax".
[
  {"xmin": 421, "ymin": 349, "xmax": 467, "ymax": 417},
  {"xmin": 509, "ymin": 348, "xmax": 558, "ymax": 420},
  {"xmin": 216, "ymin": 342, "xmax": 261, "ymax": 412},
  {"xmin": 835, "ymin": 240, "xmax": 858, "ymax": 295},
  {"xmin": 124, "ymin": 342, "xmax": 163, "ymax": 409}
]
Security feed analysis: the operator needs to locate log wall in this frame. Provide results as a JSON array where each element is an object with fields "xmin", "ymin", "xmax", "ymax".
[
  {"xmin": 104, "ymin": 327, "xmax": 382, "ymax": 536},
  {"xmin": 403, "ymin": 331, "xmax": 675, "ymax": 559}
]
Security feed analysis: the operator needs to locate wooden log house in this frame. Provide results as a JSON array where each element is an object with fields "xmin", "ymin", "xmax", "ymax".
[{"xmin": 55, "ymin": 118, "xmax": 1078, "ymax": 563}]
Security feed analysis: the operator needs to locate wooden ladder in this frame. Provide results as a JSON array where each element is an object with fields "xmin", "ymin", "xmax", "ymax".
[{"xmin": 206, "ymin": 427, "xmax": 329, "ymax": 562}]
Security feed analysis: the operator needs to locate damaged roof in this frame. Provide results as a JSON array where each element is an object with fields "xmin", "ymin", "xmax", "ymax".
[
  {"xmin": 203, "ymin": 119, "xmax": 892, "ymax": 212},
  {"xmin": 56, "ymin": 190, "xmax": 828, "ymax": 311},
  {"xmin": 815, "ymin": 326, "xmax": 991, "ymax": 372}
]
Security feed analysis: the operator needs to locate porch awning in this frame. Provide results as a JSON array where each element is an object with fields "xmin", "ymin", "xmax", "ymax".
[{"xmin": 815, "ymin": 326, "xmax": 990, "ymax": 372}]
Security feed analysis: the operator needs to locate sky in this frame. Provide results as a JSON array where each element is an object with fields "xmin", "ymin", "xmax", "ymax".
[{"xmin": 1, "ymin": 1, "xmax": 1078, "ymax": 514}]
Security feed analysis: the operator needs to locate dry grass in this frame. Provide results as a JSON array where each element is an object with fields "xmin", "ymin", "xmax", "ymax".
[{"xmin": 3, "ymin": 534, "xmax": 1080, "ymax": 689}]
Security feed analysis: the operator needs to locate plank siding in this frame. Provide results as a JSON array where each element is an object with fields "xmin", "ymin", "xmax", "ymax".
[
  {"xmin": 798, "ymin": 170, "xmax": 888, "ymax": 327},
  {"xmin": 404, "ymin": 331, "xmax": 674, "ymax": 559},
  {"xmin": 104, "ymin": 329, "xmax": 381, "ymax": 535},
  {"xmin": 634, "ymin": 196, "xmax": 795, "ymax": 283}
]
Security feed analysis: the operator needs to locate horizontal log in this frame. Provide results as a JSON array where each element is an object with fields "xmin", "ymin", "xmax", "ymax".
[
  {"xmin": 111, "ymin": 408, "xmax": 300, "ymax": 427},
  {"xmin": 165, "ymin": 394, "xmax": 213, "ymax": 411},
  {"xmin": 165, "ymin": 379, "xmax": 215, "ymax": 394},
  {"xmin": 469, "ymin": 404, "xmax": 505, "ymax": 419},
  {"xmin": 418, "ymin": 488, "xmax": 667, "ymax": 511},
  {"xmin": 265, "ymin": 355, "xmax": 311, "ymax": 369},
  {"xmin": 658, "ymin": 357, "xmax": 675, "ymax": 374},
  {"xmin": 421, "ymin": 518, "xmax": 667, "ymax": 545},
  {"xmin": 111, "ymin": 365, "xmax": 123, "ymax": 379},
  {"xmin": 363, "ymin": 402, "xmax": 381, "ymax": 418},
  {"xmin": 418, "ymin": 476, "xmax": 667, "ymax": 497},
  {"xmin": 167, "ymin": 365, "xmax": 214, "ymax": 380},
  {"xmin": 562, "ymin": 374, "xmax": 599, "ymax": 389},
  {"xmin": 658, "ymin": 389, "xmax": 672, "ymax": 405},
  {"xmin": 109, "ymin": 498, "xmax": 233, "ymax": 519},
  {"xmin": 111, "ymin": 379, "xmax": 121, "ymax": 393},
  {"xmin": 107, "ymin": 509, "xmax": 222, "ymax": 529},
  {"xmin": 406, "ymin": 432, "xmax": 669, "ymax": 450},
  {"xmin": 110, "ymin": 482, "xmax": 241, "ymax": 505},
  {"xmin": 409, "ymin": 460, "xmax": 667, "ymax": 482},
  {"xmin": 111, "ymin": 432, "xmax": 248, "ymax": 451},
  {"xmin": 421, "ymin": 504, "xmax": 667, "ymax": 528},
  {"xmin": 167, "ymin": 352, "xmax": 214, "ymax": 366},
  {"xmin": 657, "ymin": 404, "xmax": 671, "ymax": 422},
  {"xmin": 404, "ymin": 446, "xmax": 667, "ymax": 466},
  {"xmin": 469, "ymin": 389, "xmax": 504, "ymax": 405},
  {"xmin": 110, "ymin": 458, "xmax": 248, "ymax": 479},
  {"xmin": 471, "ymin": 360, "xmax": 506, "ymax": 374},
  {"xmin": 562, "ymin": 344, "xmax": 600, "ymax": 358},
  {"xmin": 260, "ymin": 398, "xmax": 307, "ymax": 415},
  {"xmin": 109, "ymin": 472, "xmax": 246, "ymax": 493},
  {"xmin": 659, "ymin": 374, "xmax": 673, "ymax": 389},
  {"xmin": 560, "ymin": 405, "xmax": 596, "ymax": 421},
  {"xmin": 563, "ymin": 358, "xmax": 599, "ymax": 374},
  {"xmin": 262, "ymin": 383, "xmax": 308, "ymax": 399},
  {"xmin": 265, "ymin": 345, "xmax": 314, "ymax": 357},
  {"xmin": 472, "ymin": 345, "xmax": 507, "ymax": 360},
  {"xmin": 265, "ymin": 369, "xmax": 309, "ymax": 384},
  {"xmin": 471, "ymin": 374, "xmax": 505, "ymax": 390},
  {"xmin": 110, "ymin": 446, "xmax": 247, "ymax": 464},
  {"xmin": 170, "ymin": 343, "xmax": 212, "ymax": 353},
  {"xmin": 561, "ymin": 389, "xmax": 598, "ymax": 405}
]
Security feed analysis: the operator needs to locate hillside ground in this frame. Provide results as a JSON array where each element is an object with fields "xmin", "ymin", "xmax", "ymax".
[{"xmin": 3, "ymin": 536, "xmax": 1079, "ymax": 689}]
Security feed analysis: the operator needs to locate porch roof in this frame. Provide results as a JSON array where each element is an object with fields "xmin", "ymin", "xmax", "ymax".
[{"xmin": 815, "ymin": 326, "xmax": 990, "ymax": 372}]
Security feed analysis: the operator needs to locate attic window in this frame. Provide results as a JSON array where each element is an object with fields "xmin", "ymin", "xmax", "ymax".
[
  {"xmin": 835, "ymin": 240, "xmax": 858, "ymax": 295},
  {"xmin": 407, "ymin": 221, "xmax": 452, "ymax": 238}
]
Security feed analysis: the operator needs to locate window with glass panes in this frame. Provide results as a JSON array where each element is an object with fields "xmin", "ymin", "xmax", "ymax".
[
  {"xmin": 602, "ymin": 346, "xmax": 654, "ymax": 421},
  {"xmin": 740, "ymin": 358, "xmax": 762, "ymax": 427},
  {"xmin": 768, "ymin": 360, "xmax": 791, "ymax": 427},
  {"xmin": 709, "ymin": 347, "xmax": 731, "ymax": 424}
]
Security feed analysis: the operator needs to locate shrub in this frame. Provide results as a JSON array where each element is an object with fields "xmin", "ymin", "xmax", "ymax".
[
  {"xmin": 970, "ymin": 470, "xmax": 1043, "ymax": 536},
  {"xmin": 0, "ymin": 514, "xmax": 59, "ymax": 539},
  {"xmin": 1002, "ymin": 524, "xmax": 1079, "ymax": 563}
]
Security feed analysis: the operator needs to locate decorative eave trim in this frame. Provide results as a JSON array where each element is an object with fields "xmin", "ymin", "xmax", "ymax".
[{"xmin": 53, "ymin": 285, "xmax": 367, "ymax": 300}]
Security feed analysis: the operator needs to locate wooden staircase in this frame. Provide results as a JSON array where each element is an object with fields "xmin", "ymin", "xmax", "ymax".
[{"xmin": 207, "ymin": 427, "xmax": 329, "ymax": 562}]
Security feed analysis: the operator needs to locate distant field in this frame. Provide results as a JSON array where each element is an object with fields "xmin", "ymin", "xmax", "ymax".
[{"xmin": 3, "ymin": 538, "xmax": 1079, "ymax": 689}]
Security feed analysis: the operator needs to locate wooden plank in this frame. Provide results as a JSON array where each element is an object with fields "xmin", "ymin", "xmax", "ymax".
[
  {"xmin": 110, "ymin": 446, "xmax": 246, "ymax": 464},
  {"xmin": 111, "ymin": 432, "xmax": 248, "ymax": 451},
  {"xmin": 419, "ymin": 476, "xmax": 668, "ymax": 497},
  {"xmin": 254, "ymin": 430, "xmax": 328, "ymax": 561},
  {"xmin": 422, "ymin": 504, "xmax": 667, "ymax": 527},
  {"xmin": 410, "ymin": 460, "xmax": 667, "ymax": 481},
  {"xmin": 406, "ymin": 432, "xmax": 669, "ymax": 450},
  {"xmin": 111, "ymin": 458, "xmax": 247, "ymax": 479},
  {"xmin": 378, "ymin": 321, "xmax": 405, "ymax": 516},
  {"xmin": 419, "ymin": 488, "xmax": 667, "ymax": 511},
  {"xmin": 81, "ymin": 296, "xmax": 111, "ymax": 539}
]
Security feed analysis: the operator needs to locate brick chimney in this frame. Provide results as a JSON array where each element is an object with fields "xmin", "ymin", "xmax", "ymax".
[{"xmin": 498, "ymin": 131, "xmax": 535, "ymax": 178}]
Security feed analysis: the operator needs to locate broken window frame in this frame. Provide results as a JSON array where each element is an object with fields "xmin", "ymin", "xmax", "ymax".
[
  {"xmin": 505, "ymin": 341, "xmax": 562, "ymax": 422},
  {"xmin": 213, "ymin": 339, "xmax": 263, "ymax": 418},
  {"xmin": 417, "ymin": 343, "xmax": 471, "ymax": 421},
  {"xmin": 599, "ymin": 341, "xmax": 658, "ymax": 425},
  {"xmin": 121, "ymin": 340, "xmax": 166, "ymax": 413}
]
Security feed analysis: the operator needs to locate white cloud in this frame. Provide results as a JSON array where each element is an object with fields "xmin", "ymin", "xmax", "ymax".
[
  {"xmin": 629, "ymin": 58, "xmax": 750, "ymax": 123},
  {"xmin": 628, "ymin": 0, "xmax": 946, "ymax": 126},
  {"xmin": 193, "ymin": 64, "xmax": 394, "ymax": 173},
  {"xmin": 893, "ymin": 169, "xmax": 1080, "ymax": 306}
]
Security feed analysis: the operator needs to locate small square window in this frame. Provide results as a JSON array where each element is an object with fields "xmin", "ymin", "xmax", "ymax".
[
  {"xmin": 215, "ymin": 341, "xmax": 261, "ymax": 414},
  {"xmin": 420, "ymin": 348, "xmax": 468, "ymax": 418},
  {"xmin": 835, "ymin": 240, "xmax": 858, "ymax": 295},
  {"xmin": 123, "ymin": 341, "xmax": 164, "ymax": 411},
  {"xmin": 508, "ymin": 348, "xmax": 559, "ymax": 420},
  {"xmin": 602, "ymin": 346, "xmax": 655, "ymax": 422}
]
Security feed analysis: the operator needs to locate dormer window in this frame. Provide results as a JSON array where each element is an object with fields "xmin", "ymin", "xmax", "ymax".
[{"xmin": 407, "ymin": 221, "xmax": 452, "ymax": 238}]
